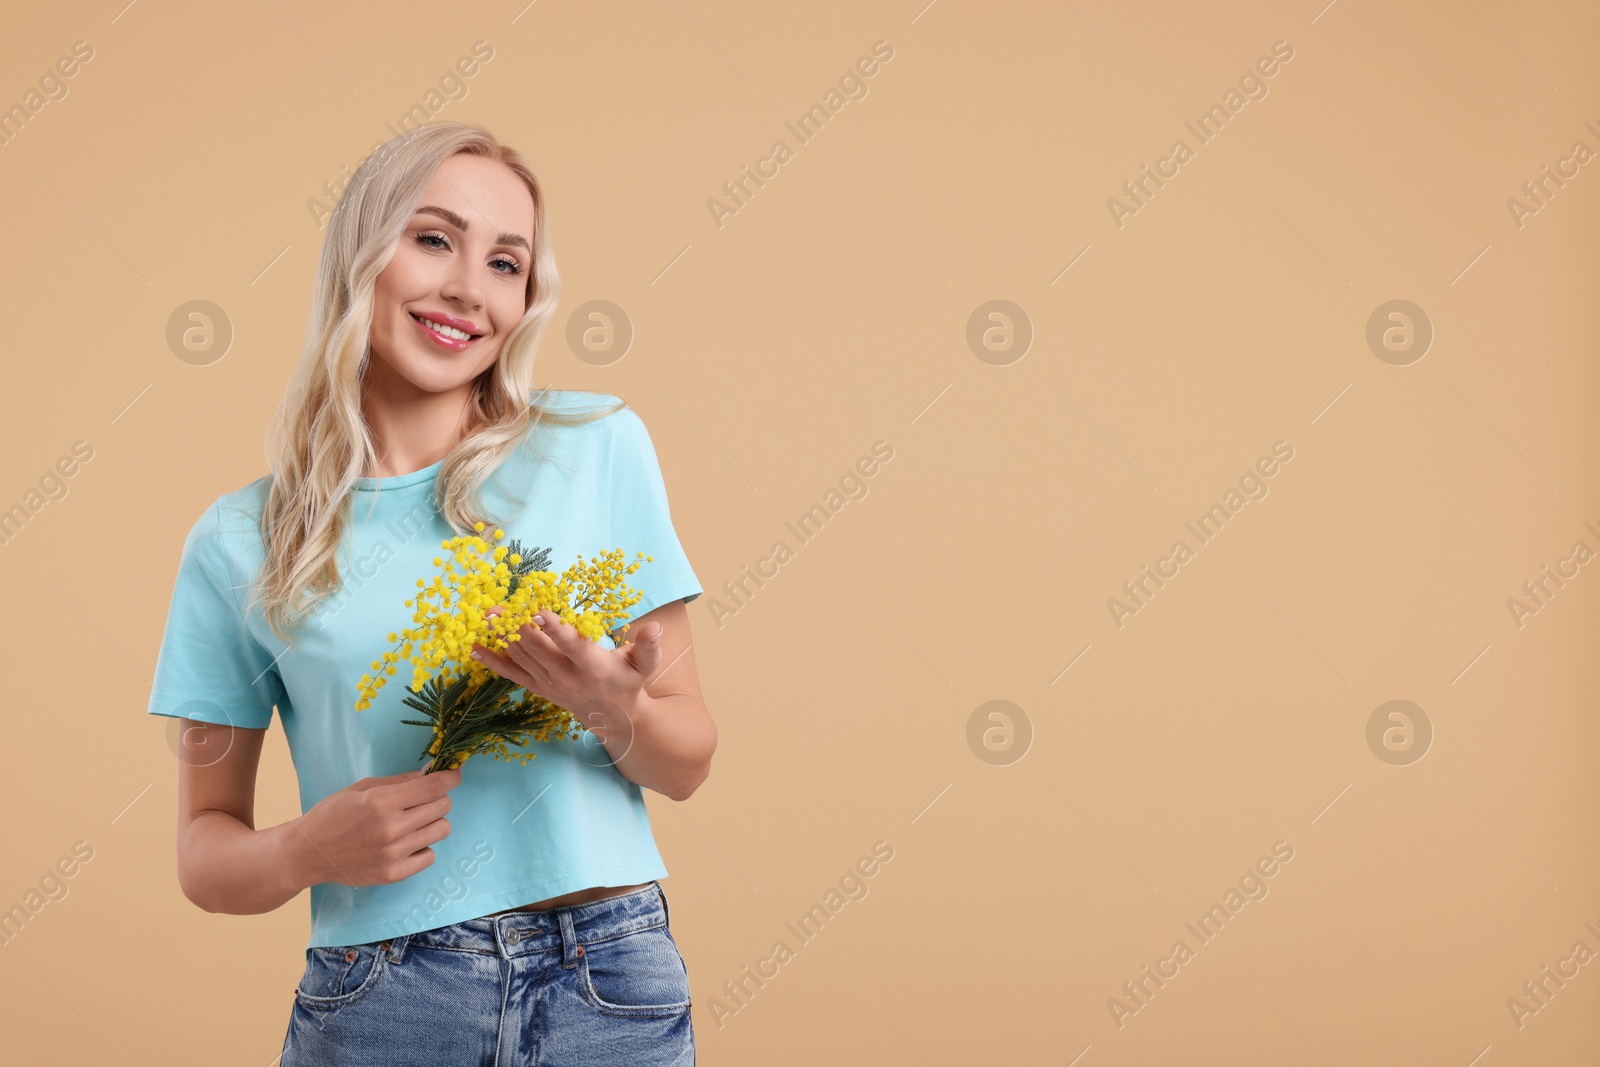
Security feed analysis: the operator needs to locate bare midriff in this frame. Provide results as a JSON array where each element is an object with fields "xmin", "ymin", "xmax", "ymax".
[{"xmin": 484, "ymin": 881, "xmax": 654, "ymax": 916}]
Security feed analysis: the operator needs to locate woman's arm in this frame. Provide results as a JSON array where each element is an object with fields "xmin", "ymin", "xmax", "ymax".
[
  {"xmin": 174, "ymin": 719, "xmax": 462, "ymax": 913},
  {"xmin": 474, "ymin": 598, "xmax": 717, "ymax": 801},
  {"xmin": 600, "ymin": 599, "xmax": 717, "ymax": 801},
  {"xmin": 174, "ymin": 720, "xmax": 320, "ymax": 914}
]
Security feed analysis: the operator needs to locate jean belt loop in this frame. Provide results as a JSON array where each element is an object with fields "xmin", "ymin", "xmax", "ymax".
[
  {"xmin": 557, "ymin": 908, "xmax": 580, "ymax": 968},
  {"xmin": 657, "ymin": 881, "xmax": 670, "ymax": 926}
]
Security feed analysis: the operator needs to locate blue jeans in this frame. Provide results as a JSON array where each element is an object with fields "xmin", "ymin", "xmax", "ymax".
[{"xmin": 280, "ymin": 881, "xmax": 695, "ymax": 1066}]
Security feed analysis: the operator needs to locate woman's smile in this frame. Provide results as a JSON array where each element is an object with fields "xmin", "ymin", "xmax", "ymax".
[{"xmin": 409, "ymin": 309, "xmax": 485, "ymax": 351}]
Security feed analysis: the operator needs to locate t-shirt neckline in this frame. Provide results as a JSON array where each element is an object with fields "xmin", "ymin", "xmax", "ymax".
[{"xmin": 354, "ymin": 457, "xmax": 445, "ymax": 491}]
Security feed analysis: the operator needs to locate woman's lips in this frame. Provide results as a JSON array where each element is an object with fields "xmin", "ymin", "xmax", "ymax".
[{"xmin": 410, "ymin": 312, "xmax": 482, "ymax": 352}]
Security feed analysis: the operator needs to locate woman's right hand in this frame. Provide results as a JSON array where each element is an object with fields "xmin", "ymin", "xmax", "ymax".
[{"xmin": 294, "ymin": 763, "xmax": 463, "ymax": 888}]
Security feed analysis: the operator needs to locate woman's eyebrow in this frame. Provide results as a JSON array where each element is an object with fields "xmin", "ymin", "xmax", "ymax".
[{"xmin": 416, "ymin": 204, "xmax": 530, "ymax": 253}]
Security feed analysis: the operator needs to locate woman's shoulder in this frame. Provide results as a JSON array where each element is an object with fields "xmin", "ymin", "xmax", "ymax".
[
  {"xmin": 175, "ymin": 474, "xmax": 270, "ymax": 536},
  {"xmin": 215, "ymin": 475, "xmax": 273, "ymax": 529},
  {"xmin": 529, "ymin": 387, "xmax": 630, "ymax": 425},
  {"xmin": 166, "ymin": 476, "xmax": 273, "ymax": 582},
  {"xmin": 532, "ymin": 386, "xmax": 621, "ymax": 412},
  {"xmin": 520, "ymin": 388, "xmax": 636, "ymax": 453}
]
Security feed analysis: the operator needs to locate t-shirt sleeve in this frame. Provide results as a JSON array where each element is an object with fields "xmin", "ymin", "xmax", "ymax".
[
  {"xmin": 607, "ymin": 406, "xmax": 704, "ymax": 631},
  {"xmin": 147, "ymin": 500, "xmax": 286, "ymax": 730}
]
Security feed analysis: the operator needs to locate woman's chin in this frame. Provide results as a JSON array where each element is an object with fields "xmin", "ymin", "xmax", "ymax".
[{"xmin": 391, "ymin": 361, "xmax": 487, "ymax": 394}]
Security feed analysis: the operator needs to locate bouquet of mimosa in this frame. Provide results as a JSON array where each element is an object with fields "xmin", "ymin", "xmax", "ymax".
[{"xmin": 354, "ymin": 521, "xmax": 653, "ymax": 773}]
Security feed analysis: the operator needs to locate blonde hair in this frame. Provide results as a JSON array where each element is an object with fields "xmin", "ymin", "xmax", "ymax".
[{"xmin": 246, "ymin": 120, "xmax": 623, "ymax": 644}]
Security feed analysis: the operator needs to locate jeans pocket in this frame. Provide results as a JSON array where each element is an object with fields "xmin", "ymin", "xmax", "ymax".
[
  {"xmin": 577, "ymin": 924, "xmax": 692, "ymax": 1018},
  {"xmin": 295, "ymin": 942, "xmax": 388, "ymax": 1012}
]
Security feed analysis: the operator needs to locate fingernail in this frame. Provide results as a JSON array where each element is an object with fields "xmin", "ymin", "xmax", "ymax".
[{"xmin": 470, "ymin": 650, "xmax": 483, "ymax": 660}]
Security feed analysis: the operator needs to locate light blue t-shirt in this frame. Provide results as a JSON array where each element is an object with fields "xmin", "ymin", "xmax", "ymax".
[{"xmin": 147, "ymin": 391, "xmax": 703, "ymax": 949}]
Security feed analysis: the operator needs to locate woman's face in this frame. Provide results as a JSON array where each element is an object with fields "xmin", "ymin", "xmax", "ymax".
[{"xmin": 367, "ymin": 152, "xmax": 536, "ymax": 397}]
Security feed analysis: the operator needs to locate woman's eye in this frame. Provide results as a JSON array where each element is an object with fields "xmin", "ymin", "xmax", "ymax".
[{"xmin": 415, "ymin": 232, "xmax": 523, "ymax": 276}]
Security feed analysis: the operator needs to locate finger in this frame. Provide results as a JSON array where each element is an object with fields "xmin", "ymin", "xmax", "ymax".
[
  {"xmin": 381, "ymin": 767, "xmax": 462, "ymax": 812},
  {"xmin": 387, "ymin": 847, "xmax": 439, "ymax": 884},
  {"xmin": 399, "ymin": 792, "xmax": 453, "ymax": 833},
  {"xmin": 471, "ymin": 644, "xmax": 539, "ymax": 690},
  {"xmin": 361, "ymin": 767, "xmax": 460, "ymax": 793},
  {"xmin": 354, "ymin": 765, "xmax": 444, "ymax": 792},
  {"xmin": 512, "ymin": 616, "xmax": 571, "ymax": 673},
  {"xmin": 483, "ymin": 604, "xmax": 517, "ymax": 640},
  {"xmin": 398, "ymin": 814, "xmax": 452, "ymax": 857},
  {"xmin": 619, "ymin": 620, "xmax": 662, "ymax": 646},
  {"xmin": 517, "ymin": 613, "xmax": 574, "ymax": 666},
  {"xmin": 530, "ymin": 608, "xmax": 585, "ymax": 656},
  {"xmin": 624, "ymin": 623, "xmax": 664, "ymax": 674},
  {"xmin": 483, "ymin": 625, "xmax": 554, "ymax": 691},
  {"xmin": 506, "ymin": 642, "xmax": 553, "ymax": 692}
]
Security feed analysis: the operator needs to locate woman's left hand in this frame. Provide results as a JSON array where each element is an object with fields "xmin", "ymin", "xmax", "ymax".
[{"xmin": 469, "ymin": 606, "xmax": 664, "ymax": 737}]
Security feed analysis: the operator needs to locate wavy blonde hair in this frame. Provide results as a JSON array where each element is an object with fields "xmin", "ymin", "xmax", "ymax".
[{"xmin": 246, "ymin": 121, "xmax": 623, "ymax": 644}]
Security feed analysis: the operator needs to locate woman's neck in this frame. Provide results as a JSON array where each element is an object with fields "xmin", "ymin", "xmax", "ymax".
[{"xmin": 360, "ymin": 370, "xmax": 475, "ymax": 479}]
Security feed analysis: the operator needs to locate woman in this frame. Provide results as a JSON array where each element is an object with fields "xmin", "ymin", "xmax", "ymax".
[{"xmin": 147, "ymin": 121, "xmax": 714, "ymax": 1065}]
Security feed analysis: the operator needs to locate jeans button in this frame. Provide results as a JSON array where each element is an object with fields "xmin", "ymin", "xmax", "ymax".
[{"xmin": 506, "ymin": 930, "xmax": 520, "ymax": 943}]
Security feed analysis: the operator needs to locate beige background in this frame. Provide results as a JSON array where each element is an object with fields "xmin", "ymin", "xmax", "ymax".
[{"xmin": 2, "ymin": 0, "xmax": 1595, "ymax": 1063}]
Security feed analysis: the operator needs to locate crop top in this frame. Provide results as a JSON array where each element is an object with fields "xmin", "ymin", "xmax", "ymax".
[{"xmin": 146, "ymin": 390, "xmax": 704, "ymax": 948}]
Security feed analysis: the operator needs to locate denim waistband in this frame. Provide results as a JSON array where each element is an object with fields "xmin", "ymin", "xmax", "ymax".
[{"xmin": 378, "ymin": 881, "xmax": 669, "ymax": 966}]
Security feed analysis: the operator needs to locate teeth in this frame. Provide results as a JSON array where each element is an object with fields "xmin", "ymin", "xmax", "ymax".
[{"xmin": 417, "ymin": 315, "xmax": 474, "ymax": 341}]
